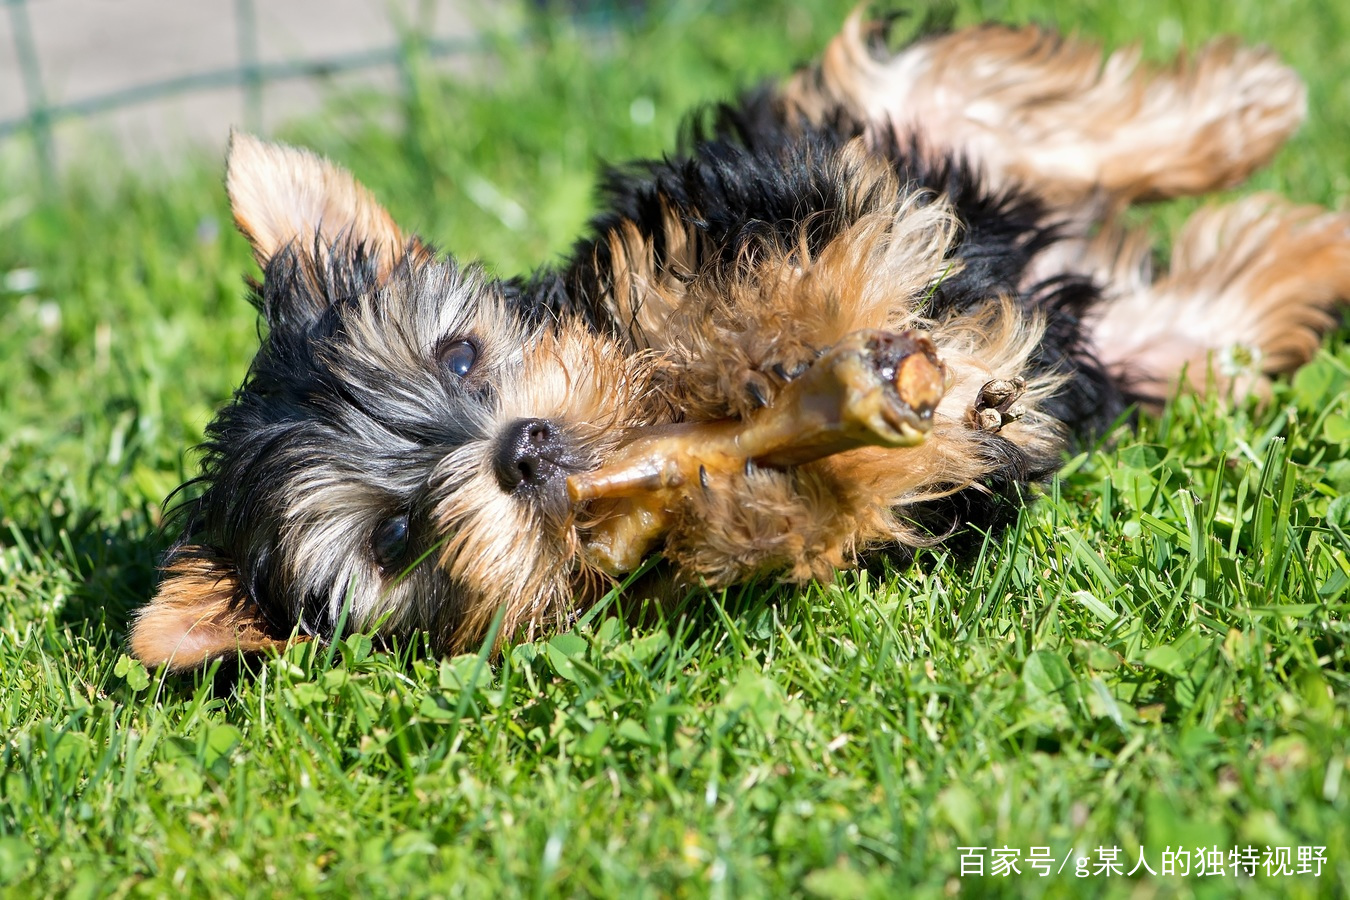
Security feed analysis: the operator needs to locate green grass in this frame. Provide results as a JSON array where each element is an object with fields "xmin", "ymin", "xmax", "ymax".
[{"xmin": 2, "ymin": 0, "xmax": 1349, "ymax": 895}]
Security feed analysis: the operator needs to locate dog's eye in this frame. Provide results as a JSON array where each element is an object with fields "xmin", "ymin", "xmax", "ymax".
[
  {"xmin": 438, "ymin": 339, "xmax": 477, "ymax": 378},
  {"xmin": 371, "ymin": 513, "xmax": 411, "ymax": 570}
]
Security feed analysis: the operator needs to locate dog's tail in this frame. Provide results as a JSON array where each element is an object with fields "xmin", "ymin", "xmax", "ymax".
[{"xmin": 1063, "ymin": 194, "xmax": 1350, "ymax": 406}]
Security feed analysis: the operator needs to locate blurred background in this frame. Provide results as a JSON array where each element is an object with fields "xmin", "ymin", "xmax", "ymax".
[{"xmin": 1, "ymin": 0, "xmax": 651, "ymax": 179}]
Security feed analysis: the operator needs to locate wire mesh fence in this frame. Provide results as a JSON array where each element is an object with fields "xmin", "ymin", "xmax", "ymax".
[{"xmin": 2, "ymin": 0, "xmax": 642, "ymax": 191}]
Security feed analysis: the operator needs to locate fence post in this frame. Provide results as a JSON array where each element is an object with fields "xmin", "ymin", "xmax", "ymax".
[
  {"xmin": 6, "ymin": 0, "xmax": 56, "ymax": 191},
  {"xmin": 235, "ymin": 0, "xmax": 263, "ymax": 133}
]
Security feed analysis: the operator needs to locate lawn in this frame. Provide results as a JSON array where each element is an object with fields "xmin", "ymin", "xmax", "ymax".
[{"xmin": 1, "ymin": 0, "xmax": 1348, "ymax": 896}]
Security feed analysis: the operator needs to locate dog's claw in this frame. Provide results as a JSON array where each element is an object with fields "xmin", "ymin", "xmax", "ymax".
[
  {"xmin": 745, "ymin": 375, "xmax": 771, "ymax": 409},
  {"xmin": 970, "ymin": 376, "xmax": 1027, "ymax": 432},
  {"xmin": 771, "ymin": 359, "xmax": 811, "ymax": 381}
]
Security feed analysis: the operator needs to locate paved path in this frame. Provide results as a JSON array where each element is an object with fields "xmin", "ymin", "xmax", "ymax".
[{"xmin": 2, "ymin": 0, "xmax": 480, "ymax": 166}]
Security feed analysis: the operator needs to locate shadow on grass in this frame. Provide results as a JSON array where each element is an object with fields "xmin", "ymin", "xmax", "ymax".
[{"xmin": 5, "ymin": 508, "xmax": 166, "ymax": 639}]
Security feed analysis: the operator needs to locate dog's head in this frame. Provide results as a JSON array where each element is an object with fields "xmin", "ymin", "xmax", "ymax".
[{"xmin": 130, "ymin": 134, "xmax": 655, "ymax": 671}]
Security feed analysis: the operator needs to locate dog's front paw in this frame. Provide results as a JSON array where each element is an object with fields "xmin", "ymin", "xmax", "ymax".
[{"xmin": 740, "ymin": 352, "xmax": 817, "ymax": 411}]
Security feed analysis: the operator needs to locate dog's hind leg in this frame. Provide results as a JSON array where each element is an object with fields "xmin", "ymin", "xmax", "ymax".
[
  {"xmin": 1080, "ymin": 194, "xmax": 1350, "ymax": 406},
  {"xmin": 783, "ymin": 13, "xmax": 1306, "ymax": 216}
]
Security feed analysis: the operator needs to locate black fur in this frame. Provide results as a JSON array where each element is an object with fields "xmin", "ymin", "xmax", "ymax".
[
  {"xmin": 168, "ymin": 77, "xmax": 1129, "ymax": 646},
  {"xmin": 531, "ymin": 89, "xmax": 1124, "ymax": 541}
]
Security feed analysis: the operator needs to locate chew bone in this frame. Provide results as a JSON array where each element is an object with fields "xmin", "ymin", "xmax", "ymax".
[{"xmin": 568, "ymin": 329, "xmax": 947, "ymax": 573}]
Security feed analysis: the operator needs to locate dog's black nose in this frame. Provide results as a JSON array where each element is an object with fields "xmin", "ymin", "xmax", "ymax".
[{"xmin": 494, "ymin": 418, "xmax": 563, "ymax": 492}]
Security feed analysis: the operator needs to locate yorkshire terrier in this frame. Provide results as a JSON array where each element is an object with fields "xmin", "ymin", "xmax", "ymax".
[{"xmin": 131, "ymin": 13, "xmax": 1350, "ymax": 671}]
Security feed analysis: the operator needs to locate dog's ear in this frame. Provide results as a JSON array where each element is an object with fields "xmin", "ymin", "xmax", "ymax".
[
  {"xmin": 129, "ymin": 549, "xmax": 300, "ymax": 673},
  {"xmin": 226, "ymin": 130, "xmax": 407, "ymax": 278}
]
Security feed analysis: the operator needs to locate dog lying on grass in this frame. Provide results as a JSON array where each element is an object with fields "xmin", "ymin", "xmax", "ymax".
[{"xmin": 131, "ymin": 12, "xmax": 1350, "ymax": 671}]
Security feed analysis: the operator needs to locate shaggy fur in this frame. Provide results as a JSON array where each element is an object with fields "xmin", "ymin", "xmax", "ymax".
[{"xmin": 130, "ymin": 13, "xmax": 1350, "ymax": 671}]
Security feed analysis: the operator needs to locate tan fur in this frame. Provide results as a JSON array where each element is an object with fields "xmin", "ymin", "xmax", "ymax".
[
  {"xmin": 1020, "ymin": 217, "xmax": 1155, "ymax": 299},
  {"xmin": 601, "ymin": 201, "xmax": 699, "ymax": 349},
  {"xmin": 664, "ymin": 463, "xmax": 857, "ymax": 583},
  {"xmin": 227, "ymin": 131, "xmax": 409, "ymax": 277},
  {"xmin": 129, "ymin": 555, "xmax": 298, "ymax": 672},
  {"xmin": 1088, "ymin": 194, "xmax": 1350, "ymax": 404},
  {"xmin": 782, "ymin": 11, "xmax": 1305, "ymax": 213}
]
